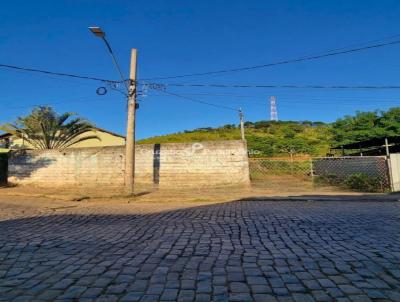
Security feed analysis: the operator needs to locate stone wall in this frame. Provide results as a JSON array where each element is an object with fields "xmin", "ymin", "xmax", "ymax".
[{"xmin": 8, "ymin": 140, "xmax": 250, "ymax": 188}]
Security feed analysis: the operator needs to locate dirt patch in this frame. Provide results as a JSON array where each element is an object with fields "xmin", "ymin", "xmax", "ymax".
[
  {"xmin": 2, "ymin": 174, "xmax": 393, "ymax": 222},
  {"xmin": 0, "ymin": 177, "xmax": 367, "ymax": 206},
  {"xmin": 0, "ymin": 179, "xmax": 341, "ymax": 203},
  {"xmin": 1, "ymin": 179, "xmax": 396, "ymax": 222}
]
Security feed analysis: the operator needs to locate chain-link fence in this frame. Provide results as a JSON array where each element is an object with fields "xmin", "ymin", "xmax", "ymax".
[
  {"xmin": 249, "ymin": 156, "xmax": 391, "ymax": 192},
  {"xmin": 312, "ymin": 156, "xmax": 390, "ymax": 192},
  {"xmin": 249, "ymin": 158, "xmax": 311, "ymax": 180}
]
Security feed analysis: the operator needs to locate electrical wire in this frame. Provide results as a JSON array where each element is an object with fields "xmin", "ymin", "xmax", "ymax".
[
  {"xmin": 142, "ymin": 39, "xmax": 400, "ymax": 81},
  {"xmin": 3, "ymin": 34, "xmax": 400, "ymax": 85},
  {"xmin": 99, "ymin": 37, "xmax": 129, "ymax": 91},
  {"xmin": 147, "ymin": 88, "xmax": 238, "ymax": 112},
  {"xmin": 0, "ymin": 63, "xmax": 118, "ymax": 83},
  {"xmin": 145, "ymin": 92, "xmax": 400, "ymax": 108},
  {"xmin": 290, "ymin": 33, "xmax": 400, "ymax": 58},
  {"xmin": 159, "ymin": 83, "xmax": 400, "ymax": 90},
  {"xmin": 146, "ymin": 92, "xmax": 400, "ymax": 101}
]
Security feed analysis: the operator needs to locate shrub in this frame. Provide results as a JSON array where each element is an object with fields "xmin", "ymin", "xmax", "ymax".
[
  {"xmin": 344, "ymin": 173, "xmax": 382, "ymax": 192},
  {"xmin": 315, "ymin": 174, "xmax": 341, "ymax": 186},
  {"xmin": 315, "ymin": 173, "xmax": 384, "ymax": 192}
]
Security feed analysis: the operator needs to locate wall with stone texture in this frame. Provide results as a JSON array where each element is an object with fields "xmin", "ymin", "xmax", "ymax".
[{"xmin": 8, "ymin": 140, "xmax": 250, "ymax": 188}]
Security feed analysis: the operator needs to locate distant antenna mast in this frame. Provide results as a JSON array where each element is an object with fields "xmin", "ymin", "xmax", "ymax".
[{"xmin": 270, "ymin": 96, "xmax": 278, "ymax": 121}]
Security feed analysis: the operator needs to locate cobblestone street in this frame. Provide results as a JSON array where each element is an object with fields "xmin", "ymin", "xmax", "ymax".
[{"xmin": 0, "ymin": 199, "xmax": 399, "ymax": 301}]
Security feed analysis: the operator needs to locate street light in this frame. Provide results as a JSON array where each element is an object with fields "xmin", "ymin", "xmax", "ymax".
[
  {"xmin": 88, "ymin": 26, "xmax": 128, "ymax": 91},
  {"xmin": 89, "ymin": 26, "xmax": 138, "ymax": 195},
  {"xmin": 89, "ymin": 26, "xmax": 105, "ymax": 38}
]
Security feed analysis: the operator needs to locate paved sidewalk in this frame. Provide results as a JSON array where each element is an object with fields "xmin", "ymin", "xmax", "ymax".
[{"xmin": 0, "ymin": 200, "xmax": 399, "ymax": 301}]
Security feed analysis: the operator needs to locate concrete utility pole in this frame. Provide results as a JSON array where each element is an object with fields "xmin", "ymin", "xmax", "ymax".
[
  {"xmin": 125, "ymin": 49, "xmax": 138, "ymax": 194},
  {"xmin": 239, "ymin": 108, "xmax": 245, "ymax": 141},
  {"xmin": 89, "ymin": 27, "xmax": 138, "ymax": 195}
]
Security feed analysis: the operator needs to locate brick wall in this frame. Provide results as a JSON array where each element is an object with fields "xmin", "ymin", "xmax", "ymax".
[{"xmin": 8, "ymin": 140, "xmax": 250, "ymax": 188}]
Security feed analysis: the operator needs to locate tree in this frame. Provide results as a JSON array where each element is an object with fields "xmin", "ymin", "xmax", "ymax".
[
  {"xmin": 331, "ymin": 108, "xmax": 400, "ymax": 145},
  {"xmin": 379, "ymin": 107, "xmax": 400, "ymax": 135},
  {"xmin": 276, "ymin": 138, "xmax": 316, "ymax": 159},
  {"xmin": 246, "ymin": 135, "xmax": 275, "ymax": 157},
  {"xmin": 222, "ymin": 124, "xmax": 236, "ymax": 129},
  {"xmin": 0, "ymin": 106, "xmax": 99, "ymax": 150}
]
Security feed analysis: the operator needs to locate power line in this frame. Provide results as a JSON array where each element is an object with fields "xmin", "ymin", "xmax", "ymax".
[
  {"xmin": 146, "ymin": 92, "xmax": 400, "ymax": 101},
  {"xmin": 145, "ymin": 91, "xmax": 400, "ymax": 112},
  {"xmin": 0, "ymin": 63, "xmax": 118, "ymax": 83},
  {"xmin": 3, "ymin": 34, "xmax": 400, "ymax": 85},
  {"xmin": 159, "ymin": 83, "xmax": 400, "ymax": 90},
  {"xmin": 146, "ymin": 96, "xmax": 400, "ymax": 108},
  {"xmin": 292, "ymin": 33, "xmax": 400, "ymax": 58},
  {"xmin": 145, "ymin": 94, "xmax": 400, "ymax": 108},
  {"xmin": 145, "ymin": 92, "xmax": 262, "ymax": 99},
  {"xmin": 147, "ymin": 88, "xmax": 238, "ymax": 111},
  {"xmin": 142, "ymin": 39, "xmax": 400, "ymax": 80}
]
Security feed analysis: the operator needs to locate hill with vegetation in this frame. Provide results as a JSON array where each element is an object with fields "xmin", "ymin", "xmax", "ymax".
[{"xmin": 138, "ymin": 107, "xmax": 400, "ymax": 157}]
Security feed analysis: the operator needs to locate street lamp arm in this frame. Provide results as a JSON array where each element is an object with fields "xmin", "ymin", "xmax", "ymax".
[{"xmin": 100, "ymin": 37, "xmax": 129, "ymax": 92}]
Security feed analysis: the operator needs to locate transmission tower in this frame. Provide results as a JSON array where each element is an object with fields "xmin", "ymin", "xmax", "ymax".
[{"xmin": 270, "ymin": 96, "xmax": 278, "ymax": 121}]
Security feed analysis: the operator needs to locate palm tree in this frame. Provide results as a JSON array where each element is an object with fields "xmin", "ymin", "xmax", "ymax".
[{"xmin": 0, "ymin": 106, "xmax": 100, "ymax": 149}]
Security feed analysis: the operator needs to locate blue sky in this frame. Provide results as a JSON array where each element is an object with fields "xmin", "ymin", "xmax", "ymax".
[{"xmin": 1, "ymin": 0, "xmax": 400, "ymax": 139}]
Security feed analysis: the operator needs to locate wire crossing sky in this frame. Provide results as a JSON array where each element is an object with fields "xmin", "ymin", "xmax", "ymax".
[
  {"xmin": 1, "ymin": 0, "xmax": 400, "ymax": 139},
  {"xmin": 142, "ymin": 38, "xmax": 400, "ymax": 80}
]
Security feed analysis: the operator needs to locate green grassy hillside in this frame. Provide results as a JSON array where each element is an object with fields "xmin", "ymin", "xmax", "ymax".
[
  {"xmin": 138, "ymin": 107, "xmax": 400, "ymax": 158},
  {"xmin": 138, "ymin": 121, "xmax": 333, "ymax": 157}
]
